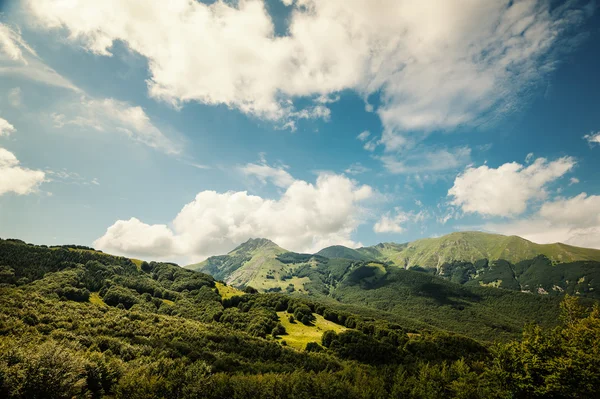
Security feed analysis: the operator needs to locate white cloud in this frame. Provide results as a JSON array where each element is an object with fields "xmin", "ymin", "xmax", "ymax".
[
  {"xmin": 94, "ymin": 173, "xmax": 373, "ymax": 261},
  {"xmin": 0, "ymin": 23, "xmax": 35, "ymax": 64},
  {"xmin": 357, "ymin": 131, "xmax": 370, "ymax": 141},
  {"xmin": 569, "ymin": 177, "xmax": 580, "ymax": 185},
  {"xmin": 373, "ymin": 207, "xmax": 429, "ymax": 233},
  {"xmin": 344, "ymin": 162, "xmax": 370, "ymax": 175},
  {"xmin": 0, "ymin": 22, "xmax": 79, "ymax": 91},
  {"xmin": 0, "ymin": 147, "xmax": 46, "ymax": 195},
  {"xmin": 94, "ymin": 218, "xmax": 179, "ymax": 259},
  {"xmin": 289, "ymin": 105, "xmax": 331, "ymax": 122},
  {"xmin": 583, "ymin": 131, "xmax": 600, "ymax": 146},
  {"xmin": 8, "ymin": 87, "xmax": 22, "ymax": 107},
  {"xmin": 448, "ymin": 156, "xmax": 576, "ymax": 217},
  {"xmin": 380, "ymin": 146, "xmax": 471, "ymax": 174},
  {"xmin": 363, "ymin": 137, "xmax": 380, "ymax": 152},
  {"xmin": 240, "ymin": 157, "xmax": 295, "ymax": 188},
  {"xmin": 0, "ymin": 118, "xmax": 16, "ymax": 137},
  {"xmin": 374, "ymin": 213, "xmax": 408, "ymax": 233},
  {"xmin": 539, "ymin": 193, "xmax": 600, "ymax": 228},
  {"xmin": 52, "ymin": 97, "xmax": 180, "ymax": 154},
  {"xmin": 24, "ymin": 0, "xmax": 589, "ymax": 142},
  {"xmin": 0, "ymin": 24, "xmax": 176, "ymax": 154},
  {"xmin": 485, "ymin": 193, "xmax": 600, "ymax": 249},
  {"xmin": 186, "ymin": 162, "xmax": 211, "ymax": 170},
  {"xmin": 525, "ymin": 152, "xmax": 534, "ymax": 163},
  {"xmin": 44, "ymin": 169, "xmax": 100, "ymax": 187},
  {"xmin": 315, "ymin": 94, "xmax": 340, "ymax": 104}
]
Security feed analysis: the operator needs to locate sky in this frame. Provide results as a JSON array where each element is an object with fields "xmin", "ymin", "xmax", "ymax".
[{"xmin": 0, "ymin": 0, "xmax": 599, "ymax": 264}]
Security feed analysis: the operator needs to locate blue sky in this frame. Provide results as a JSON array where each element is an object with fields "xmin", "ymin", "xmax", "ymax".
[{"xmin": 0, "ymin": 0, "xmax": 599, "ymax": 263}]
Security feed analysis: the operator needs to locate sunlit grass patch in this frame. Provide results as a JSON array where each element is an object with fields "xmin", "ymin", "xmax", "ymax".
[
  {"xmin": 275, "ymin": 311, "xmax": 346, "ymax": 350},
  {"xmin": 215, "ymin": 281, "xmax": 244, "ymax": 299}
]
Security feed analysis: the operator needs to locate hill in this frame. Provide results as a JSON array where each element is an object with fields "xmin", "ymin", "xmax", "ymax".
[
  {"xmin": 316, "ymin": 245, "xmax": 373, "ymax": 261},
  {"xmin": 187, "ymin": 232, "xmax": 600, "ymax": 299},
  {"xmin": 1, "ymin": 237, "xmax": 599, "ymax": 398},
  {"xmin": 188, "ymin": 238, "xmax": 319, "ymax": 294},
  {"xmin": 358, "ymin": 231, "xmax": 600, "ymax": 269}
]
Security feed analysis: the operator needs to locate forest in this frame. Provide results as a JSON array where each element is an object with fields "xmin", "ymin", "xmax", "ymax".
[{"xmin": 0, "ymin": 238, "xmax": 599, "ymax": 398}]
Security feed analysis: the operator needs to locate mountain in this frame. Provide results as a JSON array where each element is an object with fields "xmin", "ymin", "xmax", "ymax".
[
  {"xmin": 187, "ymin": 238, "xmax": 311, "ymax": 292},
  {"xmin": 2, "ymin": 237, "xmax": 599, "ymax": 397},
  {"xmin": 355, "ymin": 232, "xmax": 600, "ymax": 295},
  {"xmin": 181, "ymin": 232, "xmax": 600, "ymax": 341},
  {"xmin": 187, "ymin": 232, "xmax": 600, "ymax": 298},
  {"xmin": 0, "ymin": 237, "xmax": 576, "ymax": 343},
  {"xmin": 316, "ymin": 245, "xmax": 373, "ymax": 261},
  {"xmin": 357, "ymin": 231, "xmax": 600, "ymax": 269},
  {"xmin": 295, "ymin": 259, "xmax": 565, "ymax": 341}
]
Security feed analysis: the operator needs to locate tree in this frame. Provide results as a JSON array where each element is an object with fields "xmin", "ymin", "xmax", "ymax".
[
  {"xmin": 322, "ymin": 330, "xmax": 338, "ymax": 348},
  {"xmin": 271, "ymin": 323, "xmax": 286, "ymax": 337},
  {"xmin": 243, "ymin": 286, "xmax": 258, "ymax": 294},
  {"xmin": 305, "ymin": 342, "xmax": 323, "ymax": 352}
]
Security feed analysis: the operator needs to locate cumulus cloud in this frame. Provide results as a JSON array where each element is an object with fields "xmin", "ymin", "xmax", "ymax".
[
  {"xmin": 24, "ymin": 0, "xmax": 589, "ymax": 143},
  {"xmin": 0, "ymin": 118, "xmax": 16, "ymax": 137},
  {"xmin": 52, "ymin": 97, "xmax": 180, "ymax": 154},
  {"xmin": 448, "ymin": 156, "xmax": 576, "ymax": 217},
  {"xmin": 379, "ymin": 146, "xmax": 471, "ymax": 174},
  {"xmin": 94, "ymin": 173, "xmax": 373, "ymax": 261},
  {"xmin": 0, "ymin": 147, "xmax": 46, "ymax": 195},
  {"xmin": 240, "ymin": 156, "xmax": 295, "ymax": 188},
  {"xmin": 583, "ymin": 132, "xmax": 600, "ymax": 146},
  {"xmin": 373, "ymin": 208, "xmax": 429, "ymax": 233},
  {"xmin": 485, "ymin": 193, "xmax": 600, "ymax": 249}
]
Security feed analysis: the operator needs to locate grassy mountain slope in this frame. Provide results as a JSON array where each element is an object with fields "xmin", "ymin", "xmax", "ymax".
[
  {"xmin": 188, "ymin": 238, "xmax": 313, "ymax": 293},
  {"xmin": 180, "ymin": 232, "xmax": 600, "ymax": 341},
  {"xmin": 293, "ymin": 259, "xmax": 569, "ymax": 342},
  {"xmin": 358, "ymin": 231, "xmax": 600, "ymax": 269},
  {"xmin": 316, "ymin": 245, "xmax": 373, "ymax": 261},
  {"xmin": 187, "ymin": 232, "xmax": 600, "ymax": 299}
]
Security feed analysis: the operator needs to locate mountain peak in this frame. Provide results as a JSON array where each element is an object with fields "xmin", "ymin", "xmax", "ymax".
[{"xmin": 229, "ymin": 237, "xmax": 284, "ymax": 254}]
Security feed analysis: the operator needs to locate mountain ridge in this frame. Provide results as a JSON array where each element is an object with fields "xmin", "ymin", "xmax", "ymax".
[
  {"xmin": 356, "ymin": 231, "xmax": 600, "ymax": 269},
  {"xmin": 187, "ymin": 231, "xmax": 600, "ymax": 298}
]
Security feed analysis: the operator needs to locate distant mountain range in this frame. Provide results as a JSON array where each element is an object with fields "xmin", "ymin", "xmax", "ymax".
[{"xmin": 187, "ymin": 231, "xmax": 600, "ymax": 298}]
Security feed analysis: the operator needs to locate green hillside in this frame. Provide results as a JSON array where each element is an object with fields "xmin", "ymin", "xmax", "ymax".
[
  {"xmin": 187, "ymin": 232, "xmax": 600, "ymax": 299},
  {"xmin": 1, "ymin": 237, "xmax": 600, "ymax": 398},
  {"xmin": 188, "ymin": 238, "xmax": 314, "ymax": 293},
  {"xmin": 359, "ymin": 231, "xmax": 600, "ymax": 269},
  {"xmin": 180, "ymin": 233, "xmax": 600, "ymax": 341},
  {"xmin": 316, "ymin": 245, "xmax": 373, "ymax": 261},
  {"xmin": 289, "ymin": 259, "xmax": 572, "ymax": 341}
]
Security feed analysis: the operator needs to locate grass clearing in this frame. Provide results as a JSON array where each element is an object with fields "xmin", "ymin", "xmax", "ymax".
[
  {"xmin": 215, "ymin": 282, "xmax": 244, "ymax": 299},
  {"xmin": 89, "ymin": 292, "xmax": 106, "ymax": 306},
  {"xmin": 161, "ymin": 299, "xmax": 175, "ymax": 306},
  {"xmin": 131, "ymin": 258, "xmax": 144, "ymax": 270},
  {"xmin": 275, "ymin": 311, "xmax": 346, "ymax": 350}
]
